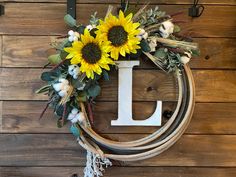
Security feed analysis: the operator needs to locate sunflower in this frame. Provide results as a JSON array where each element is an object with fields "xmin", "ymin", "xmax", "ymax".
[
  {"xmin": 64, "ymin": 29, "xmax": 114, "ymax": 79},
  {"xmin": 96, "ymin": 11, "xmax": 141, "ymax": 60}
]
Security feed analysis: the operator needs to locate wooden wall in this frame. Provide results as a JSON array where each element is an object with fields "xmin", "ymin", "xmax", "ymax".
[{"xmin": 0, "ymin": 0, "xmax": 236, "ymax": 177}]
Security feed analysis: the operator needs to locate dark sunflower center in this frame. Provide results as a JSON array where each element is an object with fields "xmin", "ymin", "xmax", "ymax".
[
  {"xmin": 82, "ymin": 43, "xmax": 102, "ymax": 64},
  {"xmin": 108, "ymin": 25, "xmax": 128, "ymax": 47}
]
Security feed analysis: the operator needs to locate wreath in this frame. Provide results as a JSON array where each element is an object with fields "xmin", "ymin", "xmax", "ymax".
[{"xmin": 37, "ymin": 2, "xmax": 199, "ymax": 177}]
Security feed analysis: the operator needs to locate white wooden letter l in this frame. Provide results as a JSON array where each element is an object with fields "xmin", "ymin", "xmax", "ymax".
[{"xmin": 111, "ymin": 61, "xmax": 162, "ymax": 126}]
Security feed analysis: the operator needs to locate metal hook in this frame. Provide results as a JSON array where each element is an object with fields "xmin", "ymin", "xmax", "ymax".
[
  {"xmin": 67, "ymin": 0, "xmax": 76, "ymax": 19},
  {"xmin": 188, "ymin": 0, "xmax": 204, "ymax": 17}
]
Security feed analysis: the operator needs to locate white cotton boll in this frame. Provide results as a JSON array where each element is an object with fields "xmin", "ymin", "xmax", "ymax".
[
  {"xmin": 73, "ymin": 36, "xmax": 78, "ymax": 41},
  {"xmin": 71, "ymin": 117, "xmax": 78, "ymax": 124},
  {"xmin": 74, "ymin": 114, "xmax": 80, "ymax": 121},
  {"xmin": 58, "ymin": 90, "xmax": 67, "ymax": 97},
  {"xmin": 148, "ymin": 39, "xmax": 157, "ymax": 52},
  {"xmin": 159, "ymin": 21, "xmax": 174, "ymax": 38},
  {"xmin": 162, "ymin": 21, "xmax": 174, "ymax": 33},
  {"xmin": 72, "ymin": 74, "xmax": 78, "ymax": 79},
  {"xmin": 137, "ymin": 28, "xmax": 148, "ymax": 40},
  {"xmin": 74, "ymin": 32, "xmax": 80, "ymax": 38},
  {"xmin": 71, "ymin": 108, "xmax": 79, "ymax": 115},
  {"xmin": 180, "ymin": 56, "xmax": 190, "ymax": 64},
  {"xmin": 73, "ymin": 67, "xmax": 80, "ymax": 73},
  {"xmin": 68, "ymin": 30, "xmax": 74, "ymax": 36},
  {"xmin": 75, "ymin": 112, "xmax": 86, "ymax": 123},
  {"xmin": 150, "ymin": 43, "xmax": 157, "ymax": 52},
  {"xmin": 137, "ymin": 35, "xmax": 142, "ymax": 41},
  {"xmin": 59, "ymin": 78, "xmax": 69, "ymax": 85},
  {"xmin": 53, "ymin": 83, "xmax": 63, "ymax": 92},
  {"xmin": 68, "ymin": 65, "xmax": 80, "ymax": 79},
  {"xmin": 63, "ymin": 85, "xmax": 70, "ymax": 92},
  {"xmin": 139, "ymin": 28, "xmax": 145, "ymax": 35},
  {"xmin": 59, "ymin": 83, "xmax": 67, "ymax": 90},
  {"xmin": 143, "ymin": 32, "xmax": 148, "ymax": 40},
  {"xmin": 78, "ymin": 112, "xmax": 86, "ymax": 123},
  {"xmin": 161, "ymin": 32, "xmax": 170, "ymax": 38},
  {"xmin": 68, "ymin": 65, "xmax": 75, "ymax": 75},
  {"xmin": 68, "ymin": 36, "xmax": 74, "ymax": 42},
  {"xmin": 67, "ymin": 113, "xmax": 75, "ymax": 120},
  {"xmin": 86, "ymin": 25, "xmax": 95, "ymax": 31},
  {"xmin": 68, "ymin": 65, "xmax": 77, "ymax": 75},
  {"xmin": 73, "ymin": 68, "xmax": 80, "ymax": 76},
  {"xmin": 184, "ymin": 52, "xmax": 192, "ymax": 58}
]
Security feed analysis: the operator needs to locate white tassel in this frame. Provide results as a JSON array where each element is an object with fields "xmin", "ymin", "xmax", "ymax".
[{"xmin": 84, "ymin": 151, "xmax": 112, "ymax": 177}]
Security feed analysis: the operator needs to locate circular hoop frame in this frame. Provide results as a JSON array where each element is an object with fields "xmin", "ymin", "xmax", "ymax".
[{"xmin": 77, "ymin": 65, "xmax": 195, "ymax": 161}]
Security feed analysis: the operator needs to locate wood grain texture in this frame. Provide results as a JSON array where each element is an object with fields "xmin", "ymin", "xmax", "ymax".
[
  {"xmin": 194, "ymin": 70, "xmax": 236, "ymax": 102},
  {"xmin": 0, "ymin": 36, "xmax": 2, "ymax": 67},
  {"xmin": 0, "ymin": 68, "xmax": 236, "ymax": 102},
  {"xmin": 2, "ymin": 36, "xmax": 236, "ymax": 69},
  {"xmin": 0, "ymin": 68, "xmax": 178, "ymax": 101},
  {"xmin": 2, "ymin": 101, "xmax": 236, "ymax": 134},
  {"xmin": 1, "ymin": 0, "xmax": 236, "ymax": 5},
  {"xmin": 0, "ymin": 101, "xmax": 2, "ymax": 132},
  {"xmin": 0, "ymin": 0, "xmax": 235, "ymax": 175},
  {"xmin": 0, "ymin": 134, "xmax": 236, "ymax": 166},
  {"xmin": 0, "ymin": 4, "xmax": 235, "ymax": 37},
  {"xmin": 1, "ymin": 101, "xmax": 175, "ymax": 133},
  {"xmin": 1, "ymin": 167, "xmax": 236, "ymax": 177}
]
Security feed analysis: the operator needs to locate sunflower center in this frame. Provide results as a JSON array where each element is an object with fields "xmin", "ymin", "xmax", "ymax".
[
  {"xmin": 108, "ymin": 26, "xmax": 128, "ymax": 47},
  {"xmin": 82, "ymin": 43, "xmax": 102, "ymax": 64}
]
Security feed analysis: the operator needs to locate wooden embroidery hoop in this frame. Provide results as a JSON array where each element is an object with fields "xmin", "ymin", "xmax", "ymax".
[{"xmin": 76, "ymin": 65, "xmax": 195, "ymax": 161}]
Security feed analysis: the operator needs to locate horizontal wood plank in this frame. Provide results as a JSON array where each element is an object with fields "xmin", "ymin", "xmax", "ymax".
[
  {"xmin": 0, "ymin": 69, "xmax": 235, "ymax": 102},
  {"xmin": 1, "ymin": 167, "xmax": 236, "ymax": 177},
  {"xmin": 1, "ymin": 0, "xmax": 236, "ymax": 5},
  {"xmin": 2, "ymin": 36, "xmax": 236, "ymax": 69},
  {"xmin": 0, "ymin": 4, "xmax": 235, "ymax": 37},
  {"xmin": 0, "ymin": 134, "xmax": 236, "ymax": 166},
  {"xmin": 0, "ymin": 68, "xmax": 178, "ymax": 101},
  {"xmin": 0, "ymin": 36, "xmax": 2, "ymax": 67},
  {"xmin": 187, "ymin": 103, "xmax": 236, "ymax": 135},
  {"xmin": 2, "ymin": 101, "xmax": 236, "ymax": 134},
  {"xmin": 194, "ymin": 70, "xmax": 236, "ymax": 102}
]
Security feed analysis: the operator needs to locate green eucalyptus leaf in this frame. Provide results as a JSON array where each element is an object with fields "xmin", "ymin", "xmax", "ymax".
[
  {"xmin": 140, "ymin": 39, "xmax": 151, "ymax": 52},
  {"xmin": 77, "ymin": 91, "xmax": 87, "ymax": 102},
  {"xmin": 154, "ymin": 48, "xmax": 167, "ymax": 59},
  {"xmin": 64, "ymin": 14, "xmax": 77, "ymax": 27},
  {"xmin": 174, "ymin": 25, "xmax": 181, "ymax": 33},
  {"xmin": 48, "ymin": 54, "xmax": 62, "ymax": 64},
  {"xmin": 41, "ymin": 71, "xmax": 59, "ymax": 81},
  {"xmin": 60, "ymin": 51, "xmax": 68, "ymax": 60},
  {"xmin": 94, "ymin": 74, "xmax": 102, "ymax": 81},
  {"xmin": 57, "ymin": 39, "xmax": 71, "ymax": 51},
  {"xmin": 55, "ymin": 104, "xmax": 64, "ymax": 117},
  {"xmin": 70, "ymin": 124, "xmax": 80, "ymax": 137},
  {"xmin": 76, "ymin": 25, "xmax": 86, "ymax": 34},
  {"xmin": 102, "ymin": 70, "xmax": 109, "ymax": 81},
  {"xmin": 57, "ymin": 119, "xmax": 63, "ymax": 128},
  {"xmin": 87, "ymin": 84, "xmax": 101, "ymax": 98},
  {"xmin": 192, "ymin": 49, "xmax": 200, "ymax": 57},
  {"xmin": 72, "ymin": 79, "xmax": 84, "ymax": 89}
]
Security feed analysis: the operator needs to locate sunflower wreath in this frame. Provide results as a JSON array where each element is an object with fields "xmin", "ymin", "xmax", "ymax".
[{"xmin": 37, "ymin": 2, "xmax": 199, "ymax": 177}]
